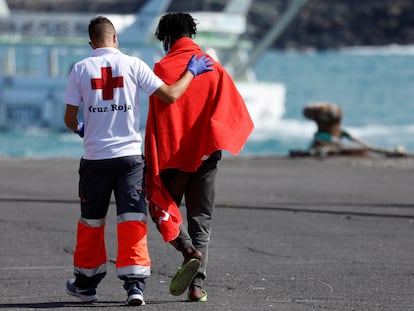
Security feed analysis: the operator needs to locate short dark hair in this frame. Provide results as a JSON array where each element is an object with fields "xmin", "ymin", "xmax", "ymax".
[
  {"xmin": 88, "ymin": 16, "xmax": 116, "ymax": 43},
  {"xmin": 155, "ymin": 12, "xmax": 197, "ymax": 42}
]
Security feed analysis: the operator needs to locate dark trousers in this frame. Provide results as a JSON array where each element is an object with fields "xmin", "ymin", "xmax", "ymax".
[
  {"xmin": 160, "ymin": 155, "xmax": 219, "ymax": 288},
  {"xmin": 75, "ymin": 155, "xmax": 147, "ymax": 290}
]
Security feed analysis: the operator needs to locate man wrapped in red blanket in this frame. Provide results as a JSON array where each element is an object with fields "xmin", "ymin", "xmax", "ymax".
[{"xmin": 145, "ymin": 12, "xmax": 254, "ymax": 301}]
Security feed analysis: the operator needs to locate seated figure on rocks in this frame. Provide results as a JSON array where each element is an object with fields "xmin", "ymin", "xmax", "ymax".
[{"xmin": 290, "ymin": 102, "xmax": 407, "ymax": 158}]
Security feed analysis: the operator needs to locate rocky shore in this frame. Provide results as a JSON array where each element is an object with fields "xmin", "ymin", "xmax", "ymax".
[
  {"xmin": 6, "ymin": 0, "xmax": 414, "ymax": 50},
  {"xmin": 273, "ymin": 0, "xmax": 414, "ymax": 50}
]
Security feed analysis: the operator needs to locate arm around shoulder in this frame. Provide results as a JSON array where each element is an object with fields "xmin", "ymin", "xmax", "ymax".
[
  {"xmin": 153, "ymin": 71, "xmax": 194, "ymax": 103},
  {"xmin": 152, "ymin": 54, "xmax": 214, "ymax": 103}
]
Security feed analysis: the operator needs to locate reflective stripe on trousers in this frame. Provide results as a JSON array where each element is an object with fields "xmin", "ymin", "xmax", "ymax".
[
  {"xmin": 74, "ymin": 213, "xmax": 150, "ymax": 279},
  {"xmin": 117, "ymin": 215, "xmax": 150, "ymax": 278}
]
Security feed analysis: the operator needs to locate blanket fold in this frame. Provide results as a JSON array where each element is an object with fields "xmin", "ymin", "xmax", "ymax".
[{"xmin": 145, "ymin": 38, "xmax": 254, "ymax": 242}]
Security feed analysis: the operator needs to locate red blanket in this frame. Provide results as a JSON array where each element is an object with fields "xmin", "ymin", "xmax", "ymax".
[{"xmin": 145, "ymin": 38, "xmax": 254, "ymax": 242}]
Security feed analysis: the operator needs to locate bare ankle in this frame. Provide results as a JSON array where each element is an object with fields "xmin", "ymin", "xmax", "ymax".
[{"xmin": 182, "ymin": 247, "xmax": 202, "ymax": 264}]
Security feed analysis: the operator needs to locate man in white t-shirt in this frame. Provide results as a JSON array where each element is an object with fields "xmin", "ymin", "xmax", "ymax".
[{"xmin": 63, "ymin": 16, "xmax": 212, "ymax": 306}]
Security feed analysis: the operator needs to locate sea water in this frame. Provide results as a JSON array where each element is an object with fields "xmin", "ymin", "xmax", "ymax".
[
  {"xmin": 247, "ymin": 45, "xmax": 414, "ymax": 156},
  {"xmin": 1, "ymin": 45, "xmax": 414, "ymax": 158}
]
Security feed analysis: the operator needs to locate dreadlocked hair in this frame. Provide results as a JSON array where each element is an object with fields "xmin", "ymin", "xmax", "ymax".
[{"xmin": 155, "ymin": 12, "xmax": 197, "ymax": 42}]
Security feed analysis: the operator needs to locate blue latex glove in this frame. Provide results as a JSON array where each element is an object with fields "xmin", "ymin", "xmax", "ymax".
[
  {"xmin": 186, "ymin": 54, "xmax": 214, "ymax": 77},
  {"xmin": 74, "ymin": 122, "xmax": 84, "ymax": 138}
]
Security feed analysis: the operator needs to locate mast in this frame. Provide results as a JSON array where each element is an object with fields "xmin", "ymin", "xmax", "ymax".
[
  {"xmin": 0, "ymin": 0, "xmax": 10, "ymax": 17},
  {"xmin": 233, "ymin": 0, "xmax": 309, "ymax": 80}
]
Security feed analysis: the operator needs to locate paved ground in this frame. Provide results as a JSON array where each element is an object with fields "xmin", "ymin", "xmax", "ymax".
[{"xmin": 0, "ymin": 156, "xmax": 413, "ymax": 310}]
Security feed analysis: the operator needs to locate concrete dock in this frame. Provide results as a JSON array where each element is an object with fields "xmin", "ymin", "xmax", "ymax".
[{"xmin": 0, "ymin": 156, "xmax": 413, "ymax": 310}]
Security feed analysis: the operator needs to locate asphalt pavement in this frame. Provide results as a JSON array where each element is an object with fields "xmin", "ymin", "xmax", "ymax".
[{"xmin": 0, "ymin": 156, "xmax": 413, "ymax": 310}]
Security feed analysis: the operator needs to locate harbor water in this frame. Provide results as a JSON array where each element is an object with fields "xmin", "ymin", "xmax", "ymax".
[{"xmin": 1, "ymin": 45, "xmax": 414, "ymax": 158}]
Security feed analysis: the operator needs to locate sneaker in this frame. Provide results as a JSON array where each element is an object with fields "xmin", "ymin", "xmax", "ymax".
[
  {"xmin": 65, "ymin": 278, "xmax": 97, "ymax": 302},
  {"xmin": 126, "ymin": 283, "xmax": 145, "ymax": 306}
]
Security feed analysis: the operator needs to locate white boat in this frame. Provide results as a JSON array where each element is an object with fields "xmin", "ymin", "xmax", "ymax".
[
  {"xmin": 0, "ymin": 0, "xmax": 290, "ymax": 130},
  {"xmin": 0, "ymin": 0, "xmax": 170, "ymax": 129}
]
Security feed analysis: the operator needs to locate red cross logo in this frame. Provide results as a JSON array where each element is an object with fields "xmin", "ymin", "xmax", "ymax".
[{"xmin": 91, "ymin": 67, "xmax": 124, "ymax": 100}]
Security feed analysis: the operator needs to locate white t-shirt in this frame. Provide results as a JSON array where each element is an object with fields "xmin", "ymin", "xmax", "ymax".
[{"xmin": 64, "ymin": 47, "xmax": 164, "ymax": 160}]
